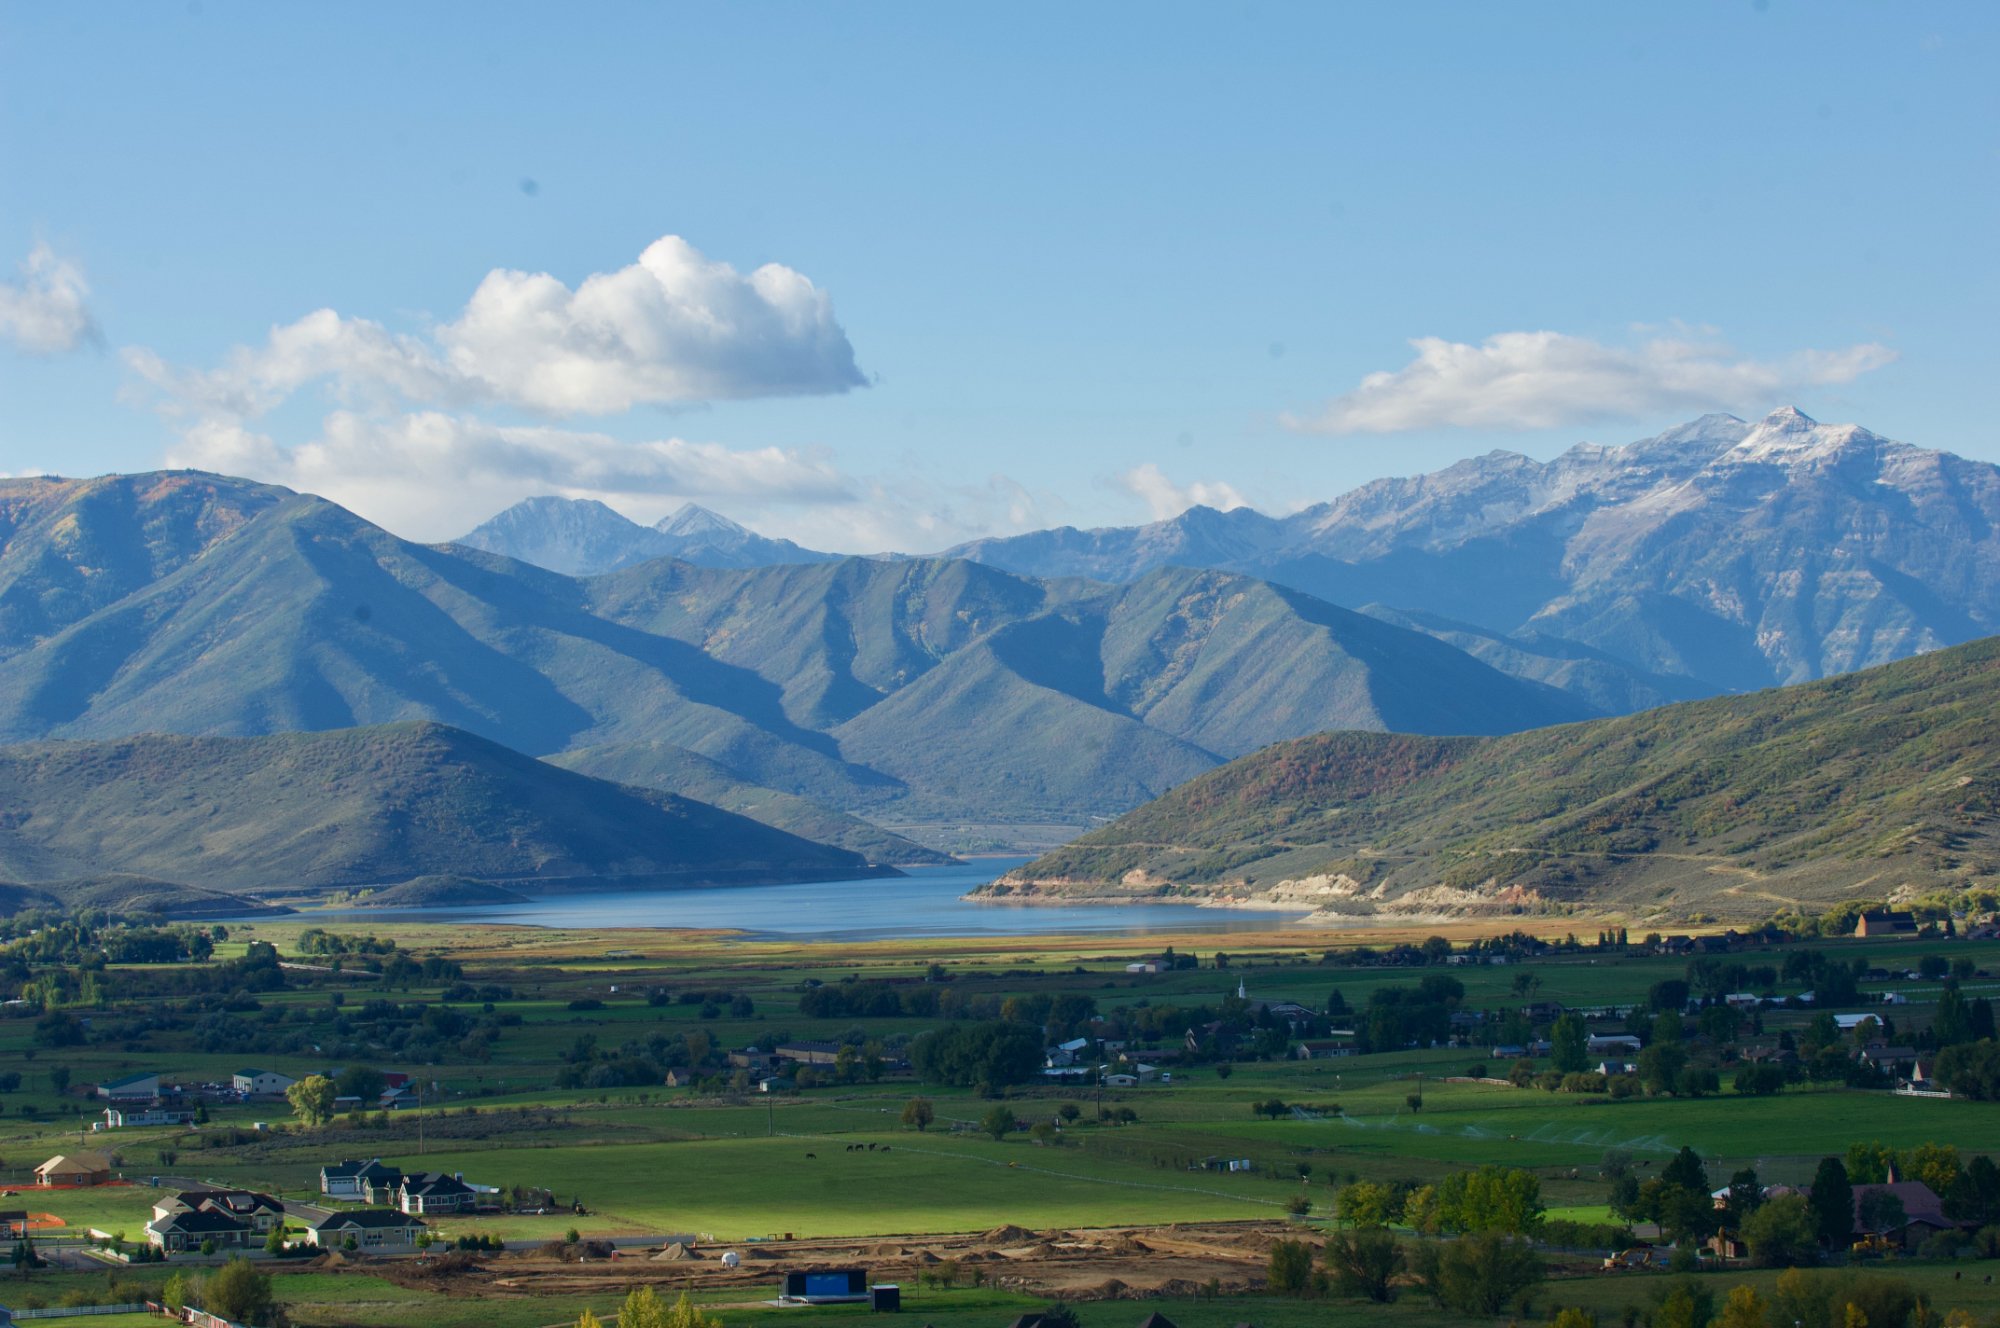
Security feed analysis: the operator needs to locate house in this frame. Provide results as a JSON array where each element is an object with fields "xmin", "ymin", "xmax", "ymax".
[
  {"xmin": 1103, "ymin": 1073, "xmax": 1139, "ymax": 1088},
  {"xmin": 728, "ymin": 1049, "xmax": 777, "ymax": 1072},
  {"xmin": 396, "ymin": 1172, "xmax": 476, "ymax": 1215},
  {"xmin": 757, "ymin": 1075, "xmax": 795, "ymax": 1094},
  {"xmin": 1849, "ymin": 1180, "xmax": 1953, "ymax": 1249},
  {"xmin": 1586, "ymin": 1035, "xmax": 1643, "ymax": 1057},
  {"xmin": 98, "ymin": 1107, "xmax": 194, "ymax": 1129},
  {"xmin": 319, "ymin": 1159, "xmax": 405, "ymax": 1201},
  {"xmin": 146, "ymin": 1205, "xmax": 255, "ymax": 1253},
  {"xmin": 664, "ymin": 1068, "xmax": 694, "ymax": 1088},
  {"xmin": 378, "ymin": 1085, "xmax": 416, "ymax": 1110},
  {"xmin": 1297, "ymin": 1037, "xmax": 1355, "ymax": 1059},
  {"xmin": 303, "ymin": 1207, "xmax": 428, "ymax": 1249},
  {"xmin": 1854, "ymin": 911, "xmax": 1919, "ymax": 938},
  {"xmin": 775, "ymin": 1040, "xmax": 843, "ymax": 1066},
  {"xmin": 96, "ymin": 1072, "xmax": 162, "ymax": 1104},
  {"xmin": 233, "ymin": 1069, "xmax": 296, "ymax": 1097},
  {"xmin": 153, "ymin": 1190, "xmax": 284, "ymax": 1236},
  {"xmin": 1045, "ymin": 1037, "xmax": 1091, "ymax": 1068},
  {"xmin": 1597, "ymin": 1060, "xmax": 1638, "ymax": 1077},
  {"xmin": 34, "ymin": 1152, "xmax": 112, "ymax": 1187},
  {"xmin": 1124, "ymin": 961, "xmax": 1161, "ymax": 975}
]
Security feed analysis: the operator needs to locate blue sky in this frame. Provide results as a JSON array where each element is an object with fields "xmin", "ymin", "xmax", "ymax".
[{"xmin": 2, "ymin": 3, "xmax": 1994, "ymax": 549}]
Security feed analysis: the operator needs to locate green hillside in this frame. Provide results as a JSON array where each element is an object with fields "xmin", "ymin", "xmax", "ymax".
[
  {"xmin": 988, "ymin": 634, "xmax": 2000, "ymax": 921},
  {"xmin": 546, "ymin": 740, "xmax": 952, "ymax": 865},
  {"xmin": 0, "ymin": 722, "xmax": 880, "ymax": 904}
]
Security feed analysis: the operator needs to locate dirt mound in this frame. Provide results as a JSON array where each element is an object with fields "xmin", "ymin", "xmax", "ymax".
[
  {"xmin": 1100, "ymin": 1236, "xmax": 1148, "ymax": 1256},
  {"xmin": 1083, "ymin": 1278, "xmax": 1131, "ymax": 1300},
  {"xmin": 913, "ymin": 1251, "xmax": 941, "ymax": 1264},
  {"xmin": 866, "ymin": 1244, "xmax": 909, "ymax": 1258},
  {"xmin": 654, "ymin": 1243, "xmax": 702, "ymax": 1261},
  {"xmin": 1017, "ymin": 1243, "xmax": 1061, "ymax": 1259},
  {"xmin": 984, "ymin": 1224, "xmax": 1036, "ymax": 1243}
]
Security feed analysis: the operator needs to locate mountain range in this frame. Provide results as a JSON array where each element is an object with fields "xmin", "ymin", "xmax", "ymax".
[
  {"xmin": 981, "ymin": 633, "xmax": 2000, "ymax": 923},
  {"xmin": 459, "ymin": 410, "xmax": 2000, "ymax": 706},
  {"xmin": 0, "ymin": 471, "xmax": 1578, "ymax": 836},
  {"xmin": 0, "ymin": 722, "xmax": 879, "ymax": 912}
]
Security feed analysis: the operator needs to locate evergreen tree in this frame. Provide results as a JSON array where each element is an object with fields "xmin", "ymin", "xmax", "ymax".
[{"xmin": 1808, "ymin": 1156, "xmax": 1854, "ymax": 1247}]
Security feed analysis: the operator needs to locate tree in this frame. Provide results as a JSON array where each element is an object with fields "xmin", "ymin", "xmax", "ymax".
[
  {"xmin": 665, "ymin": 1291, "xmax": 724, "ymax": 1328},
  {"xmin": 286, "ymin": 1074, "xmax": 338, "ymax": 1127},
  {"xmin": 1743, "ymin": 1195, "xmax": 1817, "ymax": 1268},
  {"xmin": 1639, "ymin": 1042, "xmax": 1689, "ymax": 1095},
  {"xmin": 335, "ymin": 1064, "xmax": 386, "ymax": 1101},
  {"xmin": 1551, "ymin": 1013, "xmax": 1590, "ymax": 1074},
  {"xmin": 1435, "ymin": 1233, "xmax": 1542, "ymax": 1315},
  {"xmin": 161, "ymin": 1271, "xmax": 190, "ymax": 1311},
  {"xmin": 1652, "ymin": 1279, "xmax": 1714, "ymax": 1328},
  {"xmin": 264, "ymin": 1225, "xmax": 286, "ymax": 1255},
  {"xmin": 980, "ymin": 1105, "xmax": 1017, "ymax": 1141},
  {"xmin": 577, "ymin": 1313, "xmax": 605, "ymax": 1328},
  {"xmin": 47, "ymin": 1066, "xmax": 70, "ymax": 1094},
  {"xmin": 1036, "ymin": 1305, "xmax": 1080, "ymax": 1328},
  {"xmin": 1324, "ymin": 1227, "xmax": 1402, "ymax": 1301},
  {"xmin": 1857, "ymin": 1189, "xmax": 1907, "ymax": 1235},
  {"xmin": 1935, "ymin": 1039, "xmax": 2000, "ymax": 1099},
  {"xmin": 619, "ymin": 1286, "xmax": 669, "ymax": 1328},
  {"xmin": 1338, "ymin": 1180, "xmax": 1398, "ymax": 1229},
  {"xmin": 1719, "ymin": 1284, "xmax": 1768, "ymax": 1328},
  {"xmin": 1266, "ymin": 1238, "xmax": 1315, "ymax": 1296},
  {"xmin": 1809, "ymin": 1156, "xmax": 1855, "ymax": 1248},
  {"xmin": 200, "ymin": 1257, "xmax": 275, "ymax": 1325},
  {"xmin": 1552, "ymin": 1310, "xmax": 1596, "ymax": 1328},
  {"xmin": 900, "ymin": 1098, "xmax": 935, "ymax": 1132}
]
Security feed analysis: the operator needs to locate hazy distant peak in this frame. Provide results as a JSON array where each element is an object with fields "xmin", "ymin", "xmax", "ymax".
[{"xmin": 655, "ymin": 503, "xmax": 752, "ymax": 538}]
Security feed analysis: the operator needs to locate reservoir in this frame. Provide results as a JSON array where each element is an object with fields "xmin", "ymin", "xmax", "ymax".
[{"xmin": 315, "ymin": 857, "xmax": 1307, "ymax": 940}]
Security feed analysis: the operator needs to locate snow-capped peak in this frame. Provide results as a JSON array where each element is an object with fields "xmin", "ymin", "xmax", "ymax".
[{"xmin": 655, "ymin": 503, "xmax": 752, "ymax": 539}]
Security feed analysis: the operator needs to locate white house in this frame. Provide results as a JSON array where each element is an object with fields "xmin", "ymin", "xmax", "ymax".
[{"xmin": 234, "ymin": 1069, "xmax": 296, "ymax": 1097}]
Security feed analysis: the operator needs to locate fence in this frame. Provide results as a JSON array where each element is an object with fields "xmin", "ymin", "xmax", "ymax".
[{"xmin": 7, "ymin": 1305, "xmax": 151, "ymax": 1320}]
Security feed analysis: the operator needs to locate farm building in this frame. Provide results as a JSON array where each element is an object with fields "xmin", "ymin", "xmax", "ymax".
[
  {"xmin": 34, "ymin": 1152, "xmax": 112, "ymax": 1187},
  {"xmin": 95, "ymin": 1072, "xmax": 162, "ymax": 1104},
  {"xmin": 233, "ymin": 1069, "xmax": 297, "ymax": 1097},
  {"xmin": 1854, "ymin": 911, "xmax": 1919, "ymax": 938}
]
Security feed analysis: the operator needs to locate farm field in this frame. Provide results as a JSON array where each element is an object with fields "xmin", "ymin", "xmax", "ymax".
[{"xmin": 1, "ymin": 916, "xmax": 1995, "ymax": 1328}]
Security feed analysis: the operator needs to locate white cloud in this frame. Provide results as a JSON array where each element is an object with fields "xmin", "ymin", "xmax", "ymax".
[
  {"xmin": 164, "ymin": 409, "xmax": 857, "ymax": 543},
  {"xmin": 1116, "ymin": 462, "xmax": 1249, "ymax": 520},
  {"xmin": 1282, "ymin": 329, "xmax": 1897, "ymax": 434},
  {"xmin": 0, "ymin": 243, "xmax": 97, "ymax": 354},
  {"xmin": 127, "ymin": 234, "xmax": 864, "ymax": 421}
]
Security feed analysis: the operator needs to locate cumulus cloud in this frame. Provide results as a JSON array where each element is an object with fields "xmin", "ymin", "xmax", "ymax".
[
  {"xmin": 164, "ymin": 409, "xmax": 857, "ymax": 543},
  {"xmin": 0, "ymin": 243, "xmax": 98, "ymax": 354},
  {"xmin": 1283, "ymin": 329, "xmax": 1897, "ymax": 434},
  {"xmin": 1117, "ymin": 463, "xmax": 1249, "ymax": 520},
  {"xmin": 127, "ymin": 234, "xmax": 865, "ymax": 421}
]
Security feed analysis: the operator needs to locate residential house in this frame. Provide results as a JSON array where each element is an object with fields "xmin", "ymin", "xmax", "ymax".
[
  {"xmin": 34, "ymin": 1153, "xmax": 112, "ymax": 1187},
  {"xmin": 1296, "ymin": 1037, "xmax": 1356, "ymax": 1060},
  {"xmin": 395, "ymin": 1172, "xmax": 476, "ymax": 1216},
  {"xmin": 303, "ymin": 1207, "xmax": 428, "ymax": 1250},
  {"xmin": 233, "ymin": 1069, "xmax": 296, "ymax": 1097},
  {"xmin": 1045, "ymin": 1037, "xmax": 1091, "ymax": 1069},
  {"xmin": 98, "ymin": 1107, "xmax": 194, "ymax": 1129},
  {"xmin": 1849, "ymin": 1180, "xmax": 1954, "ymax": 1249},
  {"xmin": 96, "ymin": 1072, "xmax": 162, "ymax": 1105},
  {"xmin": 146, "ymin": 1206, "xmax": 255, "ymax": 1253},
  {"xmin": 152, "ymin": 1190, "xmax": 284, "ymax": 1238},
  {"xmin": 320, "ymin": 1159, "xmax": 405, "ymax": 1201}
]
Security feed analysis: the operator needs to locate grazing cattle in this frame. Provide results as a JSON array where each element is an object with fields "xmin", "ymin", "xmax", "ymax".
[{"xmin": 805, "ymin": 1152, "xmax": 816, "ymax": 1159}]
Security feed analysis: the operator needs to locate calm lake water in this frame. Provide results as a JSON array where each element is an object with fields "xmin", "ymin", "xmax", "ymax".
[{"xmin": 316, "ymin": 858, "xmax": 1307, "ymax": 940}]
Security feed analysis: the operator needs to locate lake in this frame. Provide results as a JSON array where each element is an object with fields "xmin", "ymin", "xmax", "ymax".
[{"xmin": 316, "ymin": 858, "xmax": 1309, "ymax": 940}]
